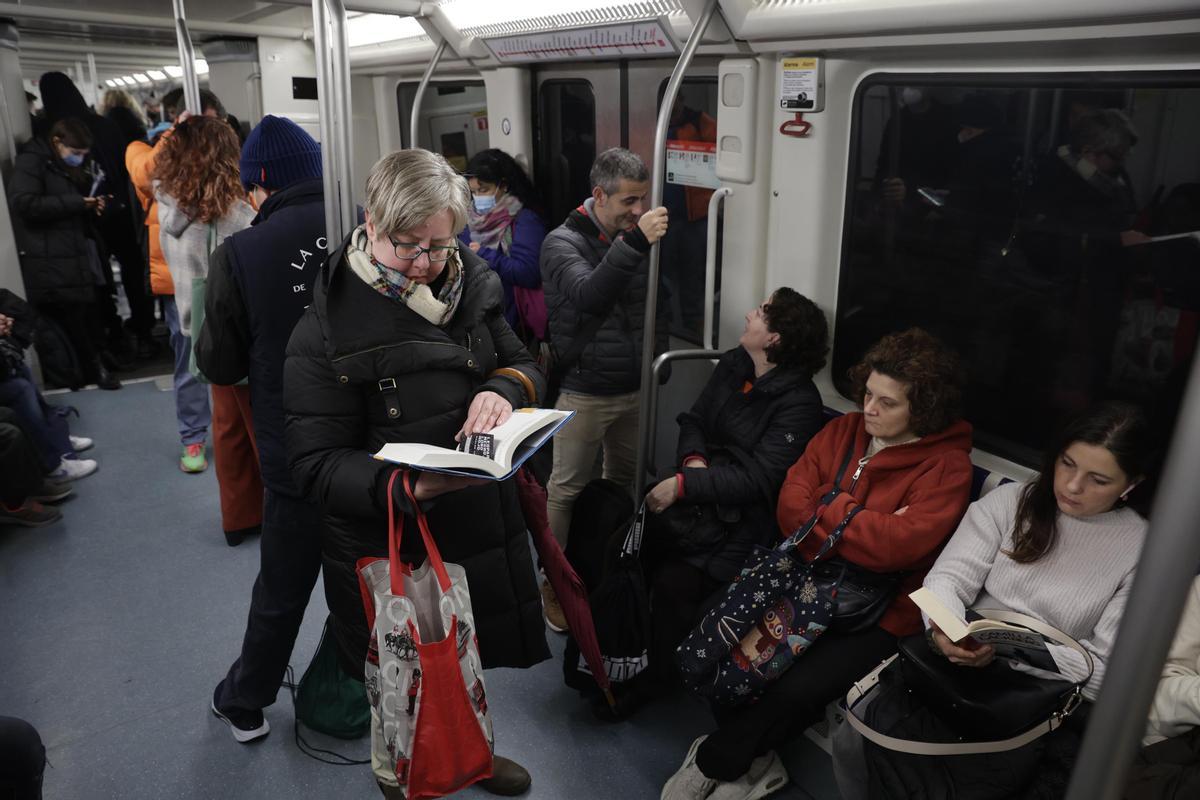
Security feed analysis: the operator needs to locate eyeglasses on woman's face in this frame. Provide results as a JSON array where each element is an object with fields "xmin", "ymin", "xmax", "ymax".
[{"xmin": 387, "ymin": 237, "xmax": 458, "ymax": 263}]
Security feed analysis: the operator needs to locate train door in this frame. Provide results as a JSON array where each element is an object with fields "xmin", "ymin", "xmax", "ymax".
[{"xmin": 397, "ymin": 80, "xmax": 489, "ymax": 168}]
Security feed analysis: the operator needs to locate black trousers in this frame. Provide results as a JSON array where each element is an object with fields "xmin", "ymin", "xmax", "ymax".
[
  {"xmin": 0, "ymin": 716, "xmax": 45, "ymax": 800},
  {"xmin": 0, "ymin": 409, "xmax": 44, "ymax": 506},
  {"xmin": 696, "ymin": 624, "xmax": 897, "ymax": 781},
  {"xmin": 217, "ymin": 488, "xmax": 323, "ymax": 712},
  {"xmin": 649, "ymin": 557, "xmax": 725, "ymax": 685}
]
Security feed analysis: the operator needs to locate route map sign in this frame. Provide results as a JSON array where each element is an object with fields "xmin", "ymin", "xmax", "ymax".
[{"xmin": 485, "ymin": 20, "xmax": 676, "ymax": 64}]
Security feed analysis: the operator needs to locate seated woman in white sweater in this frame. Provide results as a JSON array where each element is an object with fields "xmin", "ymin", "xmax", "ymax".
[{"xmin": 836, "ymin": 401, "xmax": 1153, "ymax": 800}]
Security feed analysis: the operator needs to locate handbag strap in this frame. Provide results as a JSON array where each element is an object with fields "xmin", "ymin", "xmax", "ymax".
[
  {"xmin": 811, "ymin": 505, "xmax": 866, "ymax": 561},
  {"xmin": 386, "ymin": 470, "xmax": 453, "ymax": 596},
  {"xmin": 621, "ymin": 502, "xmax": 649, "ymax": 558},
  {"xmin": 781, "ymin": 443, "xmax": 858, "ymax": 550},
  {"xmin": 843, "ymin": 610, "xmax": 1093, "ymax": 755}
]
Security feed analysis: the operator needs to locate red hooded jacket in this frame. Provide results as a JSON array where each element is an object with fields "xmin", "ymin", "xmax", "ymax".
[{"xmin": 776, "ymin": 412, "xmax": 974, "ymax": 636}]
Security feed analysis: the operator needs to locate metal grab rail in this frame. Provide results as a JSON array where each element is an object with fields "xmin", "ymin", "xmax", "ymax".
[
  {"xmin": 311, "ymin": 0, "xmax": 355, "ymax": 251},
  {"xmin": 1065, "ymin": 344, "xmax": 1200, "ymax": 799},
  {"xmin": 645, "ymin": 349, "xmax": 721, "ymax": 477},
  {"xmin": 171, "ymin": 0, "xmax": 201, "ymax": 114},
  {"xmin": 328, "ymin": 0, "xmax": 356, "ymax": 239},
  {"xmin": 312, "ymin": 0, "xmax": 338, "ymax": 252},
  {"xmin": 703, "ymin": 187, "xmax": 731, "ymax": 351},
  {"xmin": 410, "ymin": 40, "xmax": 448, "ymax": 149},
  {"xmin": 635, "ymin": 0, "xmax": 722, "ymax": 488}
]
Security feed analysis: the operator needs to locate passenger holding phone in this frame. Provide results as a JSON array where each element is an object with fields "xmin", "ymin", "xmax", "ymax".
[{"xmin": 7, "ymin": 117, "xmax": 119, "ymax": 389}]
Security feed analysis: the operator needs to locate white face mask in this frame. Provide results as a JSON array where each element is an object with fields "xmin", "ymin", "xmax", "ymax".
[{"xmin": 473, "ymin": 193, "xmax": 496, "ymax": 214}]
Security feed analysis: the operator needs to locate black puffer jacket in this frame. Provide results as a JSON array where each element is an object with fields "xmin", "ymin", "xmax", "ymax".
[
  {"xmin": 7, "ymin": 137, "xmax": 97, "ymax": 305},
  {"xmin": 671, "ymin": 347, "xmax": 824, "ymax": 580},
  {"xmin": 541, "ymin": 202, "xmax": 667, "ymax": 395},
  {"xmin": 284, "ymin": 236, "xmax": 550, "ymax": 678}
]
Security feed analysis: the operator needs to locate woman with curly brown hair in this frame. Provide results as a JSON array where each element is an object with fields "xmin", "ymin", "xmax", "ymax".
[
  {"xmin": 155, "ymin": 115, "xmax": 262, "ymax": 543},
  {"xmin": 662, "ymin": 327, "xmax": 975, "ymax": 800}
]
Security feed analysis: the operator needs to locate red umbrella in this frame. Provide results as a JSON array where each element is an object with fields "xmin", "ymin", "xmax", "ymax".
[{"xmin": 514, "ymin": 467, "xmax": 616, "ymax": 709}]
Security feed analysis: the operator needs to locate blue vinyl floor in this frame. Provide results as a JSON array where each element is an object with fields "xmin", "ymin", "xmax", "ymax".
[{"xmin": 0, "ymin": 379, "xmax": 840, "ymax": 799}]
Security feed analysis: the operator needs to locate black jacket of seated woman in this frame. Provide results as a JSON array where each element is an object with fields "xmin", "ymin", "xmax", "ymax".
[
  {"xmin": 643, "ymin": 289, "xmax": 828, "ymax": 689},
  {"xmin": 283, "ymin": 152, "xmax": 550, "ymax": 683}
]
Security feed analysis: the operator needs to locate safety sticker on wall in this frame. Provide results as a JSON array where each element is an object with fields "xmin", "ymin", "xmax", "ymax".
[
  {"xmin": 665, "ymin": 140, "xmax": 720, "ymax": 189},
  {"xmin": 780, "ymin": 57, "xmax": 824, "ymax": 112}
]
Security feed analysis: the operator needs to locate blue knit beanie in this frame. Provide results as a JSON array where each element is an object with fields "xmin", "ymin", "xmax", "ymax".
[{"xmin": 239, "ymin": 115, "xmax": 322, "ymax": 192}]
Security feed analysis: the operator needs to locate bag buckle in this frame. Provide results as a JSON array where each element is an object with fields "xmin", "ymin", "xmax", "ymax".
[
  {"xmin": 378, "ymin": 378, "xmax": 398, "ymax": 392},
  {"xmin": 1055, "ymin": 688, "xmax": 1084, "ymax": 722}
]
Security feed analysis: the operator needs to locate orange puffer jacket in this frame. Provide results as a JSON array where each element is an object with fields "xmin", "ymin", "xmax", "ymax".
[{"xmin": 125, "ymin": 131, "xmax": 174, "ymax": 295}]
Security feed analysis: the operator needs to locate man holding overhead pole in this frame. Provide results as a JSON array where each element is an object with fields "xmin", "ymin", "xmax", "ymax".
[{"xmin": 195, "ymin": 115, "xmax": 327, "ymax": 743}]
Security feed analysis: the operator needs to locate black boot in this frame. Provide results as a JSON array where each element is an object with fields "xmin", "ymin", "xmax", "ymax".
[{"xmin": 91, "ymin": 359, "xmax": 121, "ymax": 391}]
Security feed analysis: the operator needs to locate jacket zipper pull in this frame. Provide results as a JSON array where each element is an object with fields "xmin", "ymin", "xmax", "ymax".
[{"xmin": 848, "ymin": 456, "xmax": 869, "ymax": 491}]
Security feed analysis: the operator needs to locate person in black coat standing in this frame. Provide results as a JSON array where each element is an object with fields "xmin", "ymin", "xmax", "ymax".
[
  {"xmin": 643, "ymin": 288, "xmax": 829, "ymax": 691},
  {"xmin": 194, "ymin": 115, "xmax": 325, "ymax": 745},
  {"xmin": 283, "ymin": 149, "xmax": 549, "ymax": 796},
  {"xmin": 7, "ymin": 117, "xmax": 118, "ymax": 390}
]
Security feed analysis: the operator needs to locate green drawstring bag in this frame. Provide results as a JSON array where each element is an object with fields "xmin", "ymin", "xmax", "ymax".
[{"xmin": 295, "ymin": 618, "xmax": 370, "ymax": 740}]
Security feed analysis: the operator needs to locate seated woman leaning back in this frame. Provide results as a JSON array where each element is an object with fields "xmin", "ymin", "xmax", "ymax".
[{"xmin": 661, "ymin": 327, "xmax": 976, "ymax": 800}]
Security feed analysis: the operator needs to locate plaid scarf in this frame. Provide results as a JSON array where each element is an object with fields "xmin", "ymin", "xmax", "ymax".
[
  {"xmin": 345, "ymin": 225, "xmax": 465, "ymax": 327},
  {"xmin": 466, "ymin": 194, "xmax": 523, "ymax": 253}
]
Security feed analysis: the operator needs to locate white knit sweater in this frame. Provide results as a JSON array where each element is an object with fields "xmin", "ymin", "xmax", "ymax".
[
  {"xmin": 923, "ymin": 481, "xmax": 1147, "ymax": 700},
  {"xmin": 1145, "ymin": 577, "xmax": 1200, "ymax": 745}
]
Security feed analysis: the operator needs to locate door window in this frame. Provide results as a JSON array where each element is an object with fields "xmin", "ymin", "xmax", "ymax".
[{"xmin": 536, "ymin": 80, "xmax": 597, "ymax": 228}]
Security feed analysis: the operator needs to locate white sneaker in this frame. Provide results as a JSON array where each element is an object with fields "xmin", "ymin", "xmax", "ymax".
[
  {"xmin": 69, "ymin": 435, "xmax": 94, "ymax": 452},
  {"xmin": 709, "ymin": 751, "xmax": 789, "ymax": 800},
  {"xmin": 50, "ymin": 457, "xmax": 97, "ymax": 481},
  {"xmin": 662, "ymin": 736, "xmax": 718, "ymax": 800}
]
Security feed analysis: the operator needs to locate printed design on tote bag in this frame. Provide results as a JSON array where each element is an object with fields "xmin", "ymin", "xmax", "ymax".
[{"xmin": 384, "ymin": 627, "xmax": 418, "ymax": 661}]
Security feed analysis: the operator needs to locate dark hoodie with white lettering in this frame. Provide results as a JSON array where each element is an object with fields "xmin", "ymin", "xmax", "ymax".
[{"xmin": 195, "ymin": 178, "xmax": 326, "ymax": 495}]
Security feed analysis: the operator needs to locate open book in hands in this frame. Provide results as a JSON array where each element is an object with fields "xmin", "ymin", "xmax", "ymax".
[
  {"xmin": 909, "ymin": 587, "xmax": 1058, "ymax": 671},
  {"xmin": 373, "ymin": 408, "xmax": 574, "ymax": 481}
]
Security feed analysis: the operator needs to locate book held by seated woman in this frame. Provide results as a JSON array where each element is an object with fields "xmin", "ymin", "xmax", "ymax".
[{"xmin": 373, "ymin": 408, "xmax": 574, "ymax": 480}]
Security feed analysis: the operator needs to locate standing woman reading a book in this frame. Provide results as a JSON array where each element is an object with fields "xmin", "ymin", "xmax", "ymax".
[
  {"xmin": 283, "ymin": 149, "xmax": 548, "ymax": 797},
  {"xmin": 836, "ymin": 401, "xmax": 1153, "ymax": 800},
  {"xmin": 662, "ymin": 328, "xmax": 974, "ymax": 800}
]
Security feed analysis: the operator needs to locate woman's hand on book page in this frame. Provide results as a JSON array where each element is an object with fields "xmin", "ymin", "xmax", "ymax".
[
  {"xmin": 412, "ymin": 472, "xmax": 489, "ymax": 501},
  {"xmin": 930, "ymin": 622, "xmax": 995, "ymax": 668},
  {"xmin": 457, "ymin": 391, "xmax": 513, "ymax": 442}
]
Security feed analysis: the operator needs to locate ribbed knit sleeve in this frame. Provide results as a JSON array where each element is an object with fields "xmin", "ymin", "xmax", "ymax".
[{"xmin": 1145, "ymin": 578, "xmax": 1200, "ymax": 745}]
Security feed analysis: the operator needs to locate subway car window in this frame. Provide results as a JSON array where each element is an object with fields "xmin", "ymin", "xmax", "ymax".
[
  {"xmin": 835, "ymin": 78, "xmax": 1200, "ymax": 466},
  {"xmin": 658, "ymin": 77, "xmax": 720, "ymax": 344},
  {"xmin": 395, "ymin": 80, "xmax": 488, "ymax": 165},
  {"xmin": 536, "ymin": 80, "xmax": 597, "ymax": 227}
]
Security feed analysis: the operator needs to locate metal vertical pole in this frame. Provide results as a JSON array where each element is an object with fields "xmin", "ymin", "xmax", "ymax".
[
  {"xmin": 1066, "ymin": 346, "xmax": 1200, "ymax": 800},
  {"xmin": 327, "ymin": 0, "xmax": 356, "ymax": 237},
  {"xmin": 410, "ymin": 40, "xmax": 447, "ymax": 149},
  {"xmin": 172, "ymin": 0, "xmax": 201, "ymax": 113},
  {"xmin": 311, "ymin": 0, "xmax": 340, "ymax": 251},
  {"xmin": 87, "ymin": 53, "xmax": 99, "ymax": 109},
  {"xmin": 633, "ymin": 0, "xmax": 721, "ymax": 488},
  {"xmin": 702, "ymin": 186, "xmax": 731, "ymax": 351}
]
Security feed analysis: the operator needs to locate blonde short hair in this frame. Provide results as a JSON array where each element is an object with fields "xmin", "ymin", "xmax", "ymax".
[
  {"xmin": 99, "ymin": 88, "xmax": 148, "ymax": 126},
  {"xmin": 364, "ymin": 149, "xmax": 471, "ymax": 239}
]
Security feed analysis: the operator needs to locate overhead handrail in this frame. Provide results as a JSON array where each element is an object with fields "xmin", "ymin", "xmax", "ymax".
[
  {"xmin": 634, "ymin": 0, "xmax": 723, "ymax": 488},
  {"xmin": 646, "ymin": 349, "xmax": 722, "ymax": 477},
  {"xmin": 328, "ymin": 0, "xmax": 357, "ymax": 238},
  {"xmin": 171, "ymin": 0, "xmax": 201, "ymax": 114},
  {"xmin": 410, "ymin": 39, "xmax": 448, "ymax": 149},
  {"xmin": 1065, "ymin": 345, "xmax": 1200, "ymax": 799},
  {"xmin": 703, "ymin": 187, "xmax": 731, "ymax": 351}
]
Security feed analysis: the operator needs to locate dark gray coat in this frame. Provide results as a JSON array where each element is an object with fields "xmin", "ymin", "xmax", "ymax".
[
  {"xmin": 284, "ymin": 238, "xmax": 549, "ymax": 677},
  {"xmin": 541, "ymin": 204, "xmax": 667, "ymax": 395},
  {"xmin": 7, "ymin": 137, "xmax": 97, "ymax": 305}
]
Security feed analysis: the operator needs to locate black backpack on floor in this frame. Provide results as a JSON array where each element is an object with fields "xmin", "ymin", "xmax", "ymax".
[{"xmin": 34, "ymin": 316, "xmax": 84, "ymax": 390}]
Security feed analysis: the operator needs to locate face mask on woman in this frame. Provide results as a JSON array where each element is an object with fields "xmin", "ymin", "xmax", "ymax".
[
  {"xmin": 473, "ymin": 193, "xmax": 496, "ymax": 214},
  {"xmin": 62, "ymin": 152, "xmax": 85, "ymax": 167}
]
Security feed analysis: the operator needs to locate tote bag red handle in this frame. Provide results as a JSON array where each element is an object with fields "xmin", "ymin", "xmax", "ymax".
[{"xmin": 386, "ymin": 470, "xmax": 453, "ymax": 597}]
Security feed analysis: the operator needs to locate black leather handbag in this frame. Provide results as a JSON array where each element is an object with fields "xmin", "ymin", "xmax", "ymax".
[
  {"xmin": 657, "ymin": 502, "xmax": 731, "ymax": 554},
  {"xmin": 811, "ymin": 557, "xmax": 902, "ymax": 633},
  {"xmin": 845, "ymin": 609, "xmax": 1093, "ymax": 754}
]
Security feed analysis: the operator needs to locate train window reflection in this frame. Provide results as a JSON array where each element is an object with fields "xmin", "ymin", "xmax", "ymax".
[
  {"xmin": 658, "ymin": 77, "xmax": 719, "ymax": 345},
  {"xmin": 836, "ymin": 77, "xmax": 1200, "ymax": 467},
  {"xmin": 396, "ymin": 80, "xmax": 487, "ymax": 159},
  {"xmin": 537, "ymin": 80, "xmax": 597, "ymax": 227}
]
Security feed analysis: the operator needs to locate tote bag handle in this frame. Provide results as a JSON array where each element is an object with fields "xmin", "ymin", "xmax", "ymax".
[{"xmin": 386, "ymin": 470, "xmax": 453, "ymax": 597}]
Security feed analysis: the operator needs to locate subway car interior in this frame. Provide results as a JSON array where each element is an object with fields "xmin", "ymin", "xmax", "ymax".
[{"xmin": 2, "ymin": 0, "xmax": 1200, "ymax": 798}]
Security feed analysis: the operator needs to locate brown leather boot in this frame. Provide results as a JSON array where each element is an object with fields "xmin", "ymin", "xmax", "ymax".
[{"xmin": 477, "ymin": 755, "xmax": 532, "ymax": 796}]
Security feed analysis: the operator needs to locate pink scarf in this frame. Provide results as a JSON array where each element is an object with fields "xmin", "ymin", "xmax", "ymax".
[{"xmin": 466, "ymin": 194, "xmax": 523, "ymax": 253}]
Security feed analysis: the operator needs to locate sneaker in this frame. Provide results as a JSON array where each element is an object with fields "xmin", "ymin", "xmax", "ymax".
[
  {"xmin": 541, "ymin": 577, "xmax": 568, "ymax": 633},
  {"xmin": 477, "ymin": 755, "xmax": 532, "ymax": 796},
  {"xmin": 49, "ymin": 457, "xmax": 98, "ymax": 481},
  {"xmin": 180, "ymin": 443, "xmax": 207, "ymax": 473},
  {"xmin": 69, "ymin": 435, "xmax": 94, "ymax": 452},
  {"xmin": 662, "ymin": 736, "xmax": 718, "ymax": 800},
  {"xmin": 0, "ymin": 501, "xmax": 62, "ymax": 527},
  {"xmin": 211, "ymin": 683, "xmax": 269, "ymax": 743},
  {"xmin": 31, "ymin": 478, "xmax": 73, "ymax": 503},
  {"xmin": 708, "ymin": 751, "xmax": 789, "ymax": 800}
]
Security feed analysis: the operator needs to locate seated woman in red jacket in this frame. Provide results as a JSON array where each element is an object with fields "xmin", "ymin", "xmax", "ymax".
[{"xmin": 661, "ymin": 327, "xmax": 975, "ymax": 800}]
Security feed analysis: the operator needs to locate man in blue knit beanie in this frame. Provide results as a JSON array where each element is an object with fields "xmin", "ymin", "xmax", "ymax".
[{"xmin": 196, "ymin": 115, "xmax": 331, "ymax": 744}]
